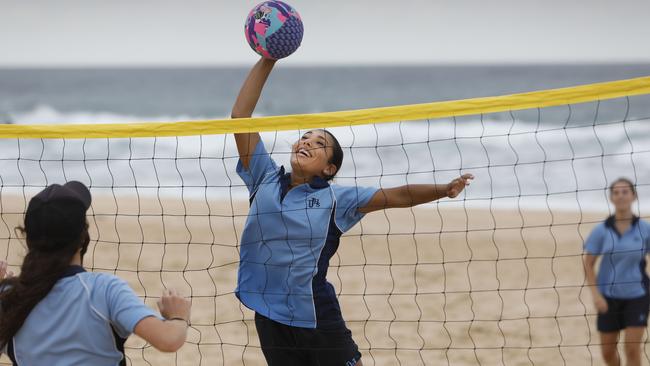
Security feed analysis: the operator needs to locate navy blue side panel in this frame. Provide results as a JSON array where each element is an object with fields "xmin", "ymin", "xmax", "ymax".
[
  {"xmin": 111, "ymin": 326, "xmax": 127, "ymax": 366},
  {"xmin": 312, "ymin": 204, "xmax": 345, "ymax": 329},
  {"xmin": 279, "ymin": 169, "xmax": 291, "ymax": 202},
  {"xmin": 641, "ymin": 257, "xmax": 649, "ymax": 296},
  {"xmin": 7, "ymin": 338, "xmax": 17, "ymax": 366}
]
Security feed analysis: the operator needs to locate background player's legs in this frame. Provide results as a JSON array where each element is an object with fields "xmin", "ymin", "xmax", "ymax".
[
  {"xmin": 623, "ymin": 327, "xmax": 644, "ymax": 366},
  {"xmin": 600, "ymin": 331, "xmax": 621, "ymax": 366}
]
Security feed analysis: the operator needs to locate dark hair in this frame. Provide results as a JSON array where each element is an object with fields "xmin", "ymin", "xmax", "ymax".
[
  {"xmin": 321, "ymin": 130, "xmax": 344, "ymax": 181},
  {"xmin": 0, "ymin": 207, "xmax": 89, "ymax": 347},
  {"xmin": 609, "ymin": 177, "xmax": 637, "ymax": 196}
]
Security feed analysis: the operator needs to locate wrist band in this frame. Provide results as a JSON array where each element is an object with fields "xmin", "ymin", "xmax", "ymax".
[{"xmin": 170, "ymin": 317, "xmax": 189, "ymax": 325}]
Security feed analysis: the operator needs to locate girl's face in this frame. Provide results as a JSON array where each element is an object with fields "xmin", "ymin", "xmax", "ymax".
[
  {"xmin": 610, "ymin": 182, "xmax": 636, "ymax": 212},
  {"xmin": 290, "ymin": 130, "xmax": 337, "ymax": 180}
]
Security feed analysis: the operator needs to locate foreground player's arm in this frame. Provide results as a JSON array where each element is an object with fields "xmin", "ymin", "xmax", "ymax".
[
  {"xmin": 232, "ymin": 58, "xmax": 277, "ymax": 169},
  {"xmin": 134, "ymin": 289, "xmax": 191, "ymax": 352},
  {"xmin": 583, "ymin": 254, "xmax": 608, "ymax": 314},
  {"xmin": 359, "ymin": 174, "xmax": 474, "ymax": 214}
]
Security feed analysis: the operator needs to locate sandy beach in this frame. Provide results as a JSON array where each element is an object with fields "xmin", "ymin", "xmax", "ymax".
[{"xmin": 0, "ymin": 193, "xmax": 647, "ymax": 366}]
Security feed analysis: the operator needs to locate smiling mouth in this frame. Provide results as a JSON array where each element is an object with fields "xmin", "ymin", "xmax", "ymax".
[{"xmin": 297, "ymin": 148, "xmax": 311, "ymax": 158}]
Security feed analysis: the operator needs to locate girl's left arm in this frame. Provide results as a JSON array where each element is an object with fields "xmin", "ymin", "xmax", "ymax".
[{"xmin": 359, "ymin": 174, "xmax": 474, "ymax": 214}]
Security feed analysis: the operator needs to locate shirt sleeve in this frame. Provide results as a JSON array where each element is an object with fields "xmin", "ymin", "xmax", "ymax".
[
  {"xmin": 236, "ymin": 139, "xmax": 279, "ymax": 196},
  {"xmin": 105, "ymin": 276, "xmax": 160, "ymax": 338},
  {"xmin": 332, "ymin": 184, "xmax": 379, "ymax": 232},
  {"xmin": 584, "ymin": 224, "xmax": 605, "ymax": 255}
]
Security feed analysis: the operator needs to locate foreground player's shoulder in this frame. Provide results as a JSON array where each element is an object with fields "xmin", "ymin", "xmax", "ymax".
[
  {"xmin": 80, "ymin": 271, "xmax": 119, "ymax": 282},
  {"xmin": 77, "ymin": 272, "xmax": 129, "ymax": 293}
]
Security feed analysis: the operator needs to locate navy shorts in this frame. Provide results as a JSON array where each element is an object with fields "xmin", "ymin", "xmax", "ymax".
[
  {"xmin": 254, "ymin": 312, "xmax": 362, "ymax": 366},
  {"xmin": 597, "ymin": 293, "xmax": 650, "ymax": 332}
]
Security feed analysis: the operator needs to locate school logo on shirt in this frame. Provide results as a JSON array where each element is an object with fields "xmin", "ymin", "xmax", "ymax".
[{"xmin": 307, "ymin": 197, "xmax": 320, "ymax": 208}]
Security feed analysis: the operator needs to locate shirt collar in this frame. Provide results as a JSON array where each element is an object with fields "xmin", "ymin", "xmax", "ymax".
[
  {"xmin": 604, "ymin": 215, "xmax": 640, "ymax": 237},
  {"xmin": 605, "ymin": 215, "xmax": 640, "ymax": 228},
  {"xmin": 279, "ymin": 166, "xmax": 330, "ymax": 190},
  {"xmin": 61, "ymin": 265, "xmax": 86, "ymax": 279}
]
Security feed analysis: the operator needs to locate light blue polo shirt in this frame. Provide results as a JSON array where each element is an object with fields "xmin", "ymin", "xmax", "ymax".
[
  {"xmin": 584, "ymin": 216, "xmax": 650, "ymax": 299},
  {"xmin": 236, "ymin": 140, "xmax": 378, "ymax": 329},
  {"xmin": 2, "ymin": 266, "xmax": 159, "ymax": 366}
]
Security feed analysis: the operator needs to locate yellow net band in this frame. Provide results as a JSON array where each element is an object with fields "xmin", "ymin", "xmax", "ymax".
[{"xmin": 2, "ymin": 76, "xmax": 649, "ymax": 139}]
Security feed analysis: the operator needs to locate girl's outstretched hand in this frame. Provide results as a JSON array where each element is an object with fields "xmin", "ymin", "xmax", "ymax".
[{"xmin": 446, "ymin": 174, "xmax": 474, "ymax": 198}]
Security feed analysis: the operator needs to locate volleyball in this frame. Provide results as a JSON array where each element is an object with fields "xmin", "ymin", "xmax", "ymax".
[{"xmin": 245, "ymin": 1, "xmax": 304, "ymax": 60}]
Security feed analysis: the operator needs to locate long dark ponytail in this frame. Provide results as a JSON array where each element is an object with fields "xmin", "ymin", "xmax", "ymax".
[{"xmin": 0, "ymin": 206, "xmax": 89, "ymax": 347}]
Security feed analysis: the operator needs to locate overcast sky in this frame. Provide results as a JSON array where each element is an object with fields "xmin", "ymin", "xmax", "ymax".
[{"xmin": 1, "ymin": 0, "xmax": 649, "ymax": 67}]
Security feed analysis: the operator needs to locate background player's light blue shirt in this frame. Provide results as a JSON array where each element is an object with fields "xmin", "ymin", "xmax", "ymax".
[
  {"xmin": 584, "ymin": 216, "xmax": 650, "ymax": 299},
  {"xmin": 236, "ymin": 140, "xmax": 378, "ymax": 328},
  {"xmin": 2, "ymin": 266, "xmax": 158, "ymax": 366}
]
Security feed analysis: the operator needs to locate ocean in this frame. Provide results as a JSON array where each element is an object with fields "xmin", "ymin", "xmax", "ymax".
[{"xmin": 0, "ymin": 64, "xmax": 649, "ymax": 212}]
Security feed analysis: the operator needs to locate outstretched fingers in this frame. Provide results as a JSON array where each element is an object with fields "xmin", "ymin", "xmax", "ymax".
[
  {"xmin": 447, "ymin": 173, "xmax": 475, "ymax": 198},
  {"xmin": 460, "ymin": 173, "xmax": 475, "ymax": 183}
]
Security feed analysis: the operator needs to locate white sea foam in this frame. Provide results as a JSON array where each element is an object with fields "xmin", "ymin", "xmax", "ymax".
[{"xmin": 10, "ymin": 104, "xmax": 199, "ymax": 125}]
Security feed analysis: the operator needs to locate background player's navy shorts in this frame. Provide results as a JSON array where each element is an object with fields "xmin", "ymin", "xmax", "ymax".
[
  {"xmin": 597, "ymin": 293, "xmax": 650, "ymax": 332},
  {"xmin": 255, "ymin": 312, "xmax": 362, "ymax": 366}
]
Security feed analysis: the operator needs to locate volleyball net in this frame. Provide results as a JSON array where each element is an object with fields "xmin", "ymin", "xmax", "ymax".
[{"xmin": 1, "ymin": 76, "xmax": 650, "ymax": 365}]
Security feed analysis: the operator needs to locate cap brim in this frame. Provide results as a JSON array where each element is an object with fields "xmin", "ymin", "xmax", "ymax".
[{"xmin": 62, "ymin": 181, "xmax": 91, "ymax": 209}]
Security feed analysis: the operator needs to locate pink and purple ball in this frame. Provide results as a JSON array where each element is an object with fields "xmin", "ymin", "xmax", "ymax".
[{"xmin": 245, "ymin": 1, "xmax": 304, "ymax": 60}]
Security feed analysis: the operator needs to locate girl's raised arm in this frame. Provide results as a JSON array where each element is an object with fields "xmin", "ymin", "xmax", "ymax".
[{"xmin": 232, "ymin": 58, "xmax": 277, "ymax": 169}]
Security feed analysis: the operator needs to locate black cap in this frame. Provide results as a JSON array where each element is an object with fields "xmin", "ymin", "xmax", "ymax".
[{"xmin": 24, "ymin": 181, "xmax": 91, "ymax": 246}]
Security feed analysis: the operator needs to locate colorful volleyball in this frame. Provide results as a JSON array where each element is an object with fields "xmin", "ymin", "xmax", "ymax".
[{"xmin": 245, "ymin": 1, "xmax": 304, "ymax": 60}]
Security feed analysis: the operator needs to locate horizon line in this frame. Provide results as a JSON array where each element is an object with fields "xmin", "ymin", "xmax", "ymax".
[{"xmin": 1, "ymin": 60, "xmax": 650, "ymax": 70}]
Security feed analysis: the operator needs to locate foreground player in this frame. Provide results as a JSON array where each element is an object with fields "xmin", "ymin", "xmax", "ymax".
[
  {"xmin": 584, "ymin": 178, "xmax": 650, "ymax": 366},
  {"xmin": 0, "ymin": 181, "xmax": 191, "ymax": 365},
  {"xmin": 232, "ymin": 58, "xmax": 473, "ymax": 365}
]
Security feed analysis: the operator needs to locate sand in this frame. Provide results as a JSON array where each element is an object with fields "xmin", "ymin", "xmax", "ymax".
[{"xmin": 0, "ymin": 193, "xmax": 647, "ymax": 366}]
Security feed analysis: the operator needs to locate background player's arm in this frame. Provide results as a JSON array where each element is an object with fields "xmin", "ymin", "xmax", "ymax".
[
  {"xmin": 359, "ymin": 174, "xmax": 473, "ymax": 214},
  {"xmin": 583, "ymin": 254, "xmax": 608, "ymax": 314},
  {"xmin": 232, "ymin": 58, "xmax": 277, "ymax": 169},
  {"xmin": 134, "ymin": 289, "xmax": 191, "ymax": 352}
]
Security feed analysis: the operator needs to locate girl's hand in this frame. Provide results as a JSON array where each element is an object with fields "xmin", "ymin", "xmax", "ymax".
[
  {"xmin": 446, "ymin": 174, "xmax": 474, "ymax": 198},
  {"xmin": 594, "ymin": 293, "xmax": 608, "ymax": 314},
  {"xmin": 0, "ymin": 260, "xmax": 14, "ymax": 280},
  {"xmin": 157, "ymin": 288, "xmax": 192, "ymax": 323}
]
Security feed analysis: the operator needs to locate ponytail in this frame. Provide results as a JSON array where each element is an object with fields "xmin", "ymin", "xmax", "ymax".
[{"xmin": 0, "ymin": 224, "xmax": 89, "ymax": 346}]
